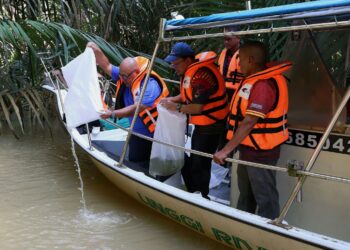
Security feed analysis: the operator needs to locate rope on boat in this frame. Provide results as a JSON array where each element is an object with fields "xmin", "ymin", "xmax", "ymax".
[{"xmin": 101, "ymin": 118, "xmax": 350, "ymax": 185}]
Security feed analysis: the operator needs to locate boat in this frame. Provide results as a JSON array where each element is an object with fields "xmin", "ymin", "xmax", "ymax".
[{"xmin": 43, "ymin": 0, "xmax": 350, "ymax": 249}]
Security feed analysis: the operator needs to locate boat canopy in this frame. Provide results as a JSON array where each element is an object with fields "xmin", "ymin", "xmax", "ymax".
[{"xmin": 165, "ymin": 0, "xmax": 350, "ymax": 31}]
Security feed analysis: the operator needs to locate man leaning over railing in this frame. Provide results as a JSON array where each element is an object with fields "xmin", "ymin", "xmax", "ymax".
[{"xmin": 87, "ymin": 42, "xmax": 169, "ymax": 165}]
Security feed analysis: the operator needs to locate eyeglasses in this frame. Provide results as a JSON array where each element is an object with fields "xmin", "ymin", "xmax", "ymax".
[{"xmin": 120, "ymin": 69, "xmax": 137, "ymax": 80}]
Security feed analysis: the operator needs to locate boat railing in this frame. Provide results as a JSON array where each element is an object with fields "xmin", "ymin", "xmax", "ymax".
[
  {"xmin": 47, "ymin": 38, "xmax": 350, "ymax": 228},
  {"xmin": 48, "ymin": 67, "xmax": 350, "ymax": 224},
  {"xmin": 100, "ymin": 115, "xmax": 350, "ymax": 186},
  {"xmin": 162, "ymin": 6, "xmax": 350, "ymax": 41},
  {"xmin": 163, "ymin": 78, "xmax": 180, "ymax": 85},
  {"xmin": 103, "ymin": 69, "xmax": 350, "ymax": 228},
  {"xmin": 115, "ymin": 1, "xmax": 350, "ymax": 228},
  {"xmin": 44, "ymin": 0, "xmax": 350, "ymax": 229},
  {"xmin": 162, "ymin": 19, "xmax": 350, "ymax": 42}
]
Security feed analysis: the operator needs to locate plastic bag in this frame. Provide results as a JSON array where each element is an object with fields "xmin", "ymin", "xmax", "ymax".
[
  {"xmin": 62, "ymin": 47, "xmax": 103, "ymax": 129},
  {"xmin": 149, "ymin": 104, "xmax": 187, "ymax": 177}
]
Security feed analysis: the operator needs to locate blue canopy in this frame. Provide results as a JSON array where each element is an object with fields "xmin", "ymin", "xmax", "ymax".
[{"xmin": 165, "ymin": 0, "xmax": 350, "ymax": 31}]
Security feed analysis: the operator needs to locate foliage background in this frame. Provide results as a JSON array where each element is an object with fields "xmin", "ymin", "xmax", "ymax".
[
  {"xmin": 0, "ymin": 0, "xmax": 348, "ymax": 136},
  {"xmin": 1, "ymin": 0, "xmax": 306, "ymax": 90}
]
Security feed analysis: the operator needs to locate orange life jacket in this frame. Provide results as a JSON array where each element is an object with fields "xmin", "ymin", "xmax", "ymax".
[
  {"xmin": 100, "ymin": 95, "xmax": 108, "ymax": 109},
  {"xmin": 218, "ymin": 48, "xmax": 244, "ymax": 91},
  {"xmin": 115, "ymin": 56, "xmax": 169, "ymax": 133},
  {"xmin": 227, "ymin": 62, "xmax": 292, "ymax": 150},
  {"xmin": 180, "ymin": 52, "xmax": 228, "ymax": 126}
]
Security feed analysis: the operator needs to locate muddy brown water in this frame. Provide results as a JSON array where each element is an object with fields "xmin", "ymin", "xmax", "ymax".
[{"xmin": 0, "ymin": 120, "xmax": 229, "ymax": 249}]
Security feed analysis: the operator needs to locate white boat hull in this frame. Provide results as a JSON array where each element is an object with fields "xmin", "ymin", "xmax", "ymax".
[
  {"xmin": 91, "ymin": 157, "xmax": 330, "ymax": 250},
  {"xmin": 45, "ymin": 85, "xmax": 350, "ymax": 249}
]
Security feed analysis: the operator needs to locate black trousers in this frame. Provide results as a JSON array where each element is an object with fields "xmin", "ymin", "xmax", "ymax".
[
  {"xmin": 128, "ymin": 135, "xmax": 152, "ymax": 162},
  {"xmin": 236, "ymin": 149, "xmax": 280, "ymax": 220},
  {"xmin": 181, "ymin": 128, "xmax": 222, "ymax": 198}
]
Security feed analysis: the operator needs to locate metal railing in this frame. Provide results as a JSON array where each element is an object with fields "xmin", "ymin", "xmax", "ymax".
[
  {"xmin": 161, "ymin": 19, "xmax": 350, "ymax": 42},
  {"xmin": 121, "ymin": 14, "xmax": 350, "ymax": 227},
  {"xmin": 100, "ymin": 116, "xmax": 350, "ymax": 185},
  {"xmin": 42, "ymin": 7, "xmax": 350, "ymax": 230},
  {"xmin": 44, "ymin": 73, "xmax": 350, "ymax": 187},
  {"xmin": 274, "ymin": 86, "xmax": 350, "ymax": 225},
  {"xmin": 46, "ymin": 47, "xmax": 350, "ymax": 229}
]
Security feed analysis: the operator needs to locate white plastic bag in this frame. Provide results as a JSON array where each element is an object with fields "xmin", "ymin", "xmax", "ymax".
[
  {"xmin": 62, "ymin": 47, "xmax": 103, "ymax": 129},
  {"xmin": 209, "ymin": 162, "xmax": 229, "ymax": 189},
  {"xmin": 149, "ymin": 104, "xmax": 187, "ymax": 177}
]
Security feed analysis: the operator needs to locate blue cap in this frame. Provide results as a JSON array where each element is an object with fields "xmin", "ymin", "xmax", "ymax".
[{"xmin": 165, "ymin": 42, "xmax": 194, "ymax": 63}]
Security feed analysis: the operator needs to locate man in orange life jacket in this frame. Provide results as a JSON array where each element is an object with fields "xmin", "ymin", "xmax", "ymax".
[
  {"xmin": 218, "ymin": 26, "xmax": 244, "ymax": 101},
  {"xmin": 161, "ymin": 42, "xmax": 228, "ymax": 199},
  {"xmin": 87, "ymin": 42, "xmax": 169, "ymax": 163},
  {"xmin": 214, "ymin": 41, "xmax": 291, "ymax": 219}
]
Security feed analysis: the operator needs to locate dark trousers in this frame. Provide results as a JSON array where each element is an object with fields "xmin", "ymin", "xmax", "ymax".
[
  {"xmin": 236, "ymin": 147, "xmax": 280, "ymax": 219},
  {"xmin": 181, "ymin": 128, "xmax": 221, "ymax": 198},
  {"xmin": 128, "ymin": 135, "xmax": 152, "ymax": 162}
]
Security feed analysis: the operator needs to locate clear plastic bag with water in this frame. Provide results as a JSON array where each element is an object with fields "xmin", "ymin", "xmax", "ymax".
[{"xmin": 149, "ymin": 105, "xmax": 187, "ymax": 177}]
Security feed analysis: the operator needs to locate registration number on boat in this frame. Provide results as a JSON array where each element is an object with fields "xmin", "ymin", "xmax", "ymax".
[{"xmin": 285, "ymin": 129, "xmax": 350, "ymax": 154}]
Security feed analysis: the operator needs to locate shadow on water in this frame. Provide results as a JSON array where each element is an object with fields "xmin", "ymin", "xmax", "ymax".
[{"xmin": 0, "ymin": 116, "xmax": 230, "ymax": 249}]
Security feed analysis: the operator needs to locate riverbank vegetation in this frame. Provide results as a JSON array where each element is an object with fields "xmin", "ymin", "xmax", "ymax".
[{"xmin": 0, "ymin": 0, "xmax": 345, "ymax": 137}]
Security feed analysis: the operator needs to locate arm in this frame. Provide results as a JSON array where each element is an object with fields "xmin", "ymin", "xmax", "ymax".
[
  {"xmin": 179, "ymin": 103, "xmax": 203, "ymax": 114},
  {"xmin": 160, "ymin": 68, "xmax": 216, "ymax": 114},
  {"xmin": 160, "ymin": 100, "xmax": 203, "ymax": 114},
  {"xmin": 159, "ymin": 94, "xmax": 200, "ymax": 112},
  {"xmin": 213, "ymin": 114, "xmax": 259, "ymax": 164},
  {"xmin": 159, "ymin": 94, "xmax": 182, "ymax": 104},
  {"xmin": 214, "ymin": 79, "xmax": 278, "ymax": 164},
  {"xmin": 87, "ymin": 42, "xmax": 113, "ymax": 77},
  {"xmin": 101, "ymin": 77, "xmax": 159, "ymax": 118},
  {"xmin": 113, "ymin": 103, "xmax": 146, "ymax": 118},
  {"xmin": 100, "ymin": 104, "xmax": 146, "ymax": 119}
]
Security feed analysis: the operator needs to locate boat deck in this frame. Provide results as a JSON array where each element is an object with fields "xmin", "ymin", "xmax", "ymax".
[{"xmin": 90, "ymin": 128, "xmax": 231, "ymax": 205}]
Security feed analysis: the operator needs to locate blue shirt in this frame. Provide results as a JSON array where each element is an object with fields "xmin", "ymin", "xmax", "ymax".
[{"xmin": 112, "ymin": 65, "xmax": 161, "ymax": 137}]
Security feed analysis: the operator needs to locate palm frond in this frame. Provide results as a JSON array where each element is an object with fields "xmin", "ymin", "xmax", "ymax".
[
  {"xmin": 27, "ymin": 88, "xmax": 52, "ymax": 128},
  {"xmin": 5, "ymin": 93, "xmax": 24, "ymax": 135},
  {"xmin": 0, "ymin": 0, "xmax": 346, "ymax": 138},
  {"xmin": 0, "ymin": 94, "xmax": 19, "ymax": 139},
  {"xmin": 19, "ymin": 89, "xmax": 44, "ymax": 129}
]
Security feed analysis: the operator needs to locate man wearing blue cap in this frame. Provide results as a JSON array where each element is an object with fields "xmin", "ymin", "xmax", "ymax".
[{"xmin": 161, "ymin": 42, "xmax": 228, "ymax": 199}]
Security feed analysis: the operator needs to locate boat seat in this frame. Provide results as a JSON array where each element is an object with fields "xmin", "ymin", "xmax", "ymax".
[
  {"xmin": 91, "ymin": 140, "xmax": 151, "ymax": 176},
  {"xmin": 92, "ymin": 139, "xmax": 231, "ymax": 204}
]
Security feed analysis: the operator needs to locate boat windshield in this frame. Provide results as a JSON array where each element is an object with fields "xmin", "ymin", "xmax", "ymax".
[{"xmin": 282, "ymin": 28, "xmax": 349, "ymax": 131}]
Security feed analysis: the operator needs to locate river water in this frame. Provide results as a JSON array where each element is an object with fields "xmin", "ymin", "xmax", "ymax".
[{"xmin": 0, "ymin": 119, "xmax": 229, "ymax": 249}]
